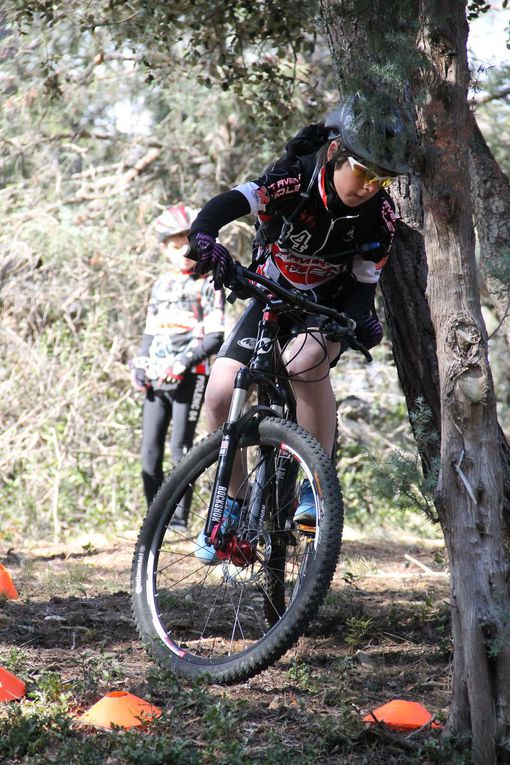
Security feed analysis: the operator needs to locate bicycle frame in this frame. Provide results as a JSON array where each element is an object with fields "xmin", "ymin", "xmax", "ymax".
[{"xmin": 202, "ymin": 261, "xmax": 370, "ymax": 552}]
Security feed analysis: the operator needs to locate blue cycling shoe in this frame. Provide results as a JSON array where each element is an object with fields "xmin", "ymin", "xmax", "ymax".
[
  {"xmin": 195, "ymin": 530, "xmax": 220, "ymax": 565},
  {"xmin": 293, "ymin": 479, "xmax": 316, "ymax": 525},
  {"xmin": 195, "ymin": 497, "xmax": 241, "ymax": 565}
]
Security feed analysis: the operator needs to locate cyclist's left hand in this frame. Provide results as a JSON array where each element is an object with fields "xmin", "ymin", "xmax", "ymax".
[{"xmin": 357, "ymin": 317, "xmax": 383, "ymax": 349}]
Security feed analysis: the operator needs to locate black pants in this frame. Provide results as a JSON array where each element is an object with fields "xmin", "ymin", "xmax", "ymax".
[{"xmin": 141, "ymin": 373, "xmax": 208, "ymax": 514}]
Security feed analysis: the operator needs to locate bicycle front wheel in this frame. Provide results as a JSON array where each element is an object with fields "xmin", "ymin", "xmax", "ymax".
[{"xmin": 131, "ymin": 417, "xmax": 343, "ymax": 684}]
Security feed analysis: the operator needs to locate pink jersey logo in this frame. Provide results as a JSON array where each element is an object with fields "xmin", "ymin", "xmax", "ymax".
[
  {"xmin": 381, "ymin": 199, "xmax": 396, "ymax": 235},
  {"xmin": 256, "ymin": 185, "xmax": 270, "ymax": 209}
]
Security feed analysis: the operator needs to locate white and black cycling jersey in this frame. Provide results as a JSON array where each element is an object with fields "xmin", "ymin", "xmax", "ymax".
[{"xmin": 138, "ymin": 268, "xmax": 225, "ymax": 389}]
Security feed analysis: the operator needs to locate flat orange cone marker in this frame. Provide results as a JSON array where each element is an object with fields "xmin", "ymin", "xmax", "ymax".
[
  {"xmin": 0, "ymin": 667, "xmax": 26, "ymax": 702},
  {"xmin": 362, "ymin": 699, "xmax": 441, "ymax": 731},
  {"xmin": 76, "ymin": 691, "xmax": 162, "ymax": 729},
  {"xmin": 0, "ymin": 564, "xmax": 18, "ymax": 599}
]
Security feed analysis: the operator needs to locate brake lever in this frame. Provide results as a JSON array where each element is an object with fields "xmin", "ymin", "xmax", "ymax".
[
  {"xmin": 345, "ymin": 336, "xmax": 373, "ymax": 362},
  {"xmin": 320, "ymin": 316, "xmax": 356, "ymax": 340},
  {"xmin": 321, "ymin": 318, "xmax": 373, "ymax": 362}
]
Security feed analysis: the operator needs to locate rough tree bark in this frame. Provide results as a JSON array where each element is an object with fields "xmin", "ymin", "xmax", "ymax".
[
  {"xmin": 418, "ymin": 3, "xmax": 510, "ymax": 762},
  {"xmin": 382, "ymin": 204, "xmax": 510, "ymax": 534},
  {"xmin": 320, "ymin": 0, "xmax": 510, "ymax": 760},
  {"xmin": 380, "ymin": 220, "xmax": 440, "ymax": 474}
]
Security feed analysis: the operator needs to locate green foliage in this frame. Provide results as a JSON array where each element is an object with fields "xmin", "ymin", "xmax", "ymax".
[
  {"xmin": 468, "ymin": 0, "xmax": 493, "ymax": 20},
  {"xmin": 0, "ymin": 203, "xmax": 148, "ymax": 540},
  {"xmin": 286, "ymin": 660, "xmax": 320, "ymax": 692},
  {"xmin": 2, "ymin": 647, "xmax": 30, "ymax": 675},
  {"xmin": 5, "ymin": 0, "xmax": 323, "ymax": 130},
  {"xmin": 418, "ymin": 736, "xmax": 473, "ymax": 764},
  {"xmin": 0, "ymin": 3, "xmax": 337, "ymax": 543},
  {"xmin": 320, "ymin": 0, "xmax": 424, "ymax": 99},
  {"xmin": 336, "ymin": 393, "xmax": 440, "ymax": 532},
  {"xmin": 344, "ymin": 615, "xmax": 374, "ymax": 648},
  {"xmin": 1, "ymin": 0, "xmax": 507, "ymax": 550},
  {"xmin": 486, "ymin": 602, "xmax": 510, "ymax": 658},
  {"xmin": 367, "ymin": 397, "xmax": 440, "ymax": 525}
]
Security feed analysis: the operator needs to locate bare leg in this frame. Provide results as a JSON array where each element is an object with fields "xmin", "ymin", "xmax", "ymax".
[
  {"xmin": 282, "ymin": 332, "xmax": 340, "ymax": 456},
  {"xmin": 205, "ymin": 357, "xmax": 244, "ymax": 430}
]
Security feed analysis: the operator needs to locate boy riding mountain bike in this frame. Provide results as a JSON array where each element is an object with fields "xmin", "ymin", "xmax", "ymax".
[{"xmin": 187, "ymin": 93, "xmax": 417, "ymax": 559}]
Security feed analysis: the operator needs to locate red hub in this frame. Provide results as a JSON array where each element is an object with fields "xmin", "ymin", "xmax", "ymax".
[{"xmin": 209, "ymin": 524, "xmax": 256, "ymax": 566}]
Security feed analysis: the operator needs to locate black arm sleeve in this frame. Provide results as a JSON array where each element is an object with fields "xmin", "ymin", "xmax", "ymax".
[
  {"xmin": 176, "ymin": 331, "xmax": 224, "ymax": 370},
  {"xmin": 189, "ymin": 190, "xmax": 251, "ymax": 241},
  {"xmin": 340, "ymin": 281, "xmax": 377, "ymax": 322},
  {"xmin": 336, "ymin": 279, "xmax": 379, "ymax": 342}
]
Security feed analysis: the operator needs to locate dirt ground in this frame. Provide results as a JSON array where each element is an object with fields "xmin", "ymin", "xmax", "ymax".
[{"xmin": 0, "ymin": 528, "xmax": 452, "ymax": 763}]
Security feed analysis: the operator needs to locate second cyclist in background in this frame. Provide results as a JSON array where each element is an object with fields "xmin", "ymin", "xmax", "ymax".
[{"xmin": 130, "ymin": 203, "xmax": 225, "ymax": 527}]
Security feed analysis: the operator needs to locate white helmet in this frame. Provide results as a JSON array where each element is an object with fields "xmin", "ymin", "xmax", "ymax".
[{"xmin": 154, "ymin": 203, "xmax": 196, "ymax": 242}]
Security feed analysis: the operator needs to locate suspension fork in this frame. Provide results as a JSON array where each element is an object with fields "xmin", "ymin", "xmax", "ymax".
[
  {"xmin": 244, "ymin": 307, "xmax": 284, "ymax": 538},
  {"xmin": 203, "ymin": 366, "xmax": 253, "ymax": 540}
]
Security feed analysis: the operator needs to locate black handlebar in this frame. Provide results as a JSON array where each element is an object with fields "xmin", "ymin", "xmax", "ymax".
[{"xmin": 227, "ymin": 262, "xmax": 373, "ymax": 362}]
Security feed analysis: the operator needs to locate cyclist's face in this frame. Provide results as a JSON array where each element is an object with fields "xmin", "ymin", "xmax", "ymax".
[
  {"xmin": 327, "ymin": 141, "xmax": 383, "ymax": 208},
  {"xmin": 162, "ymin": 232, "xmax": 195, "ymax": 271}
]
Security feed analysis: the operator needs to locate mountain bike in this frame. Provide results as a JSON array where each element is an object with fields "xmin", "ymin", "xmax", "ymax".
[{"xmin": 131, "ymin": 258, "xmax": 372, "ymax": 684}]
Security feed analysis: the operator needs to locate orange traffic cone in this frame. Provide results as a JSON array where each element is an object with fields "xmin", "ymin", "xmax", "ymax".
[
  {"xmin": 362, "ymin": 699, "xmax": 441, "ymax": 731},
  {"xmin": 0, "ymin": 564, "xmax": 18, "ymax": 599},
  {"xmin": 76, "ymin": 691, "xmax": 162, "ymax": 729},
  {"xmin": 0, "ymin": 667, "xmax": 26, "ymax": 702}
]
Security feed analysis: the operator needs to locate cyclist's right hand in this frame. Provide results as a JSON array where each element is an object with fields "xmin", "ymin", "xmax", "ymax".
[
  {"xmin": 129, "ymin": 359, "xmax": 151, "ymax": 392},
  {"xmin": 131, "ymin": 369, "xmax": 147, "ymax": 392},
  {"xmin": 189, "ymin": 232, "xmax": 234, "ymax": 290}
]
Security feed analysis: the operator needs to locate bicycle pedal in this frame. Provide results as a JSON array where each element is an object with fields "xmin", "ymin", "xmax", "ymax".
[{"xmin": 296, "ymin": 522, "xmax": 316, "ymax": 535}]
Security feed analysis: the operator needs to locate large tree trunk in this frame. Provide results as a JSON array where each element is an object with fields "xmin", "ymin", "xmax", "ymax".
[
  {"xmin": 383, "ymin": 217, "xmax": 510, "ymax": 530},
  {"xmin": 380, "ymin": 220, "xmax": 440, "ymax": 476},
  {"xmin": 320, "ymin": 0, "xmax": 510, "ymax": 760},
  {"xmin": 419, "ymin": 2, "xmax": 510, "ymax": 761}
]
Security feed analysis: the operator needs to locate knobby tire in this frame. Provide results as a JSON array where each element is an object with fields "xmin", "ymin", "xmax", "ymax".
[{"xmin": 131, "ymin": 417, "xmax": 343, "ymax": 684}]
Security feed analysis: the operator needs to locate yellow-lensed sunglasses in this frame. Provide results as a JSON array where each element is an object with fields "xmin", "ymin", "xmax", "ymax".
[{"xmin": 347, "ymin": 156, "xmax": 395, "ymax": 189}]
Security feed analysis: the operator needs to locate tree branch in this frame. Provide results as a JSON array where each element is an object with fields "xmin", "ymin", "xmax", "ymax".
[{"xmin": 471, "ymin": 86, "xmax": 510, "ymax": 105}]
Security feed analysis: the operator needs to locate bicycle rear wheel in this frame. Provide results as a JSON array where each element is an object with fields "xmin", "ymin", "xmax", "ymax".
[{"xmin": 131, "ymin": 417, "xmax": 343, "ymax": 684}]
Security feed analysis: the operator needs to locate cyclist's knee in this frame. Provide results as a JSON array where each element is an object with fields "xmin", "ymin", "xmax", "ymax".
[
  {"xmin": 284, "ymin": 334, "xmax": 339, "ymax": 382},
  {"xmin": 286, "ymin": 350, "xmax": 330, "ymax": 382},
  {"xmin": 205, "ymin": 358, "xmax": 241, "ymax": 428},
  {"xmin": 205, "ymin": 384, "xmax": 230, "ymax": 428}
]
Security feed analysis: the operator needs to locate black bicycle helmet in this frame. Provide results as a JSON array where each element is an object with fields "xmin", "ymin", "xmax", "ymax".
[{"xmin": 325, "ymin": 93, "xmax": 417, "ymax": 175}]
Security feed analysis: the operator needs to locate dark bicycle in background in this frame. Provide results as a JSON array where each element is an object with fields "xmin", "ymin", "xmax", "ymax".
[{"xmin": 131, "ymin": 256, "xmax": 372, "ymax": 684}]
